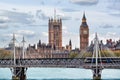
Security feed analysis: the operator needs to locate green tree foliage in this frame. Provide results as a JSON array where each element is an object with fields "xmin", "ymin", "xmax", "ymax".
[
  {"xmin": 80, "ymin": 52, "xmax": 92, "ymax": 58},
  {"xmin": 69, "ymin": 52, "xmax": 78, "ymax": 58},
  {"xmin": 81, "ymin": 50, "xmax": 120, "ymax": 58},
  {"xmin": 100, "ymin": 50, "xmax": 120, "ymax": 57},
  {"xmin": 0, "ymin": 49, "xmax": 12, "ymax": 59}
]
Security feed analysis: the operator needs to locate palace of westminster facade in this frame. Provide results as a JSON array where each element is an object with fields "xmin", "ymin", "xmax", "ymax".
[
  {"xmin": 6, "ymin": 11, "xmax": 120, "ymax": 58},
  {"xmin": 6, "ymin": 12, "xmax": 89, "ymax": 58},
  {"xmin": 24, "ymin": 12, "xmax": 89, "ymax": 58}
]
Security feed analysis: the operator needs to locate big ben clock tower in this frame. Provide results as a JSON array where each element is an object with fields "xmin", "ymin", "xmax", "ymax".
[{"xmin": 80, "ymin": 12, "xmax": 89, "ymax": 50}]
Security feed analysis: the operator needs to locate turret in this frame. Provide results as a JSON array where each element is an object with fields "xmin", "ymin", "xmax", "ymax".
[
  {"xmin": 69, "ymin": 39, "xmax": 72, "ymax": 50},
  {"xmin": 82, "ymin": 12, "xmax": 86, "ymax": 22}
]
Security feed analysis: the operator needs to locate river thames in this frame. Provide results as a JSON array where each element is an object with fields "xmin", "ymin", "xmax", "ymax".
[{"xmin": 0, "ymin": 68, "xmax": 120, "ymax": 80}]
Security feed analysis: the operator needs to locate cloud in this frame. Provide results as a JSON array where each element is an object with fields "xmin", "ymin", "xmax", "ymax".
[
  {"xmin": 109, "ymin": 12, "xmax": 120, "ymax": 17},
  {"xmin": 0, "ymin": 16, "xmax": 9, "ymax": 29},
  {"xmin": 90, "ymin": 32, "xmax": 119, "ymax": 44},
  {"xmin": 16, "ymin": 30, "xmax": 35, "ymax": 38},
  {"xmin": 42, "ymin": 32, "xmax": 48, "ymax": 37},
  {"xmin": 62, "ymin": 16, "xmax": 71, "ymax": 20},
  {"xmin": 63, "ymin": 32, "xmax": 79, "ymax": 48},
  {"xmin": 70, "ymin": 0, "xmax": 98, "ymax": 5},
  {"xmin": 3, "ymin": 30, "xmax": 35, "ymax": 39},
  {"xmin": 28, "ymin": 24, "xmax": 48, "ymax": 27},
  {"xmin": 99, "ymin": 24, "xmax": 114, "ymax": 28},
  {"xmin": 102, "ymin": 32, "xmax": 119, "ymax": 43},
  {"xmin": 0, "ymin": 10, "xmax": 34, "ymax": 28},
  {"xmin": 106, "ymin": 32, "xmax": 116, "ymax": 36},
  {"xmin": 107, "ymin": 0, "xmax": 120, "ymax": 11},
  {"xmin": 62, "ymin": 8, "xmax": 79, "ymax": 12},
  {"xmin": 62, "ymin": 26, "xmax": 69, "ymax": 34},
  {"xmin": 75, "ymin": 18, "xmax": 80, "ymax": 20},
  {"xmin": 12, "ymin": 8, "xmax": 17, "ymax": 11},
  {"xmin": 3, "ymin": 33, "xmax": 21, "ymax": 38},
  {"xmin": 0, "ymin": 24, "xmax": 8, "ymax": 29},
  {"xmin": 117, "ymin": 25, "xmax": 120, "ymax": 28},
  {"xmin": 40, "ymin": 1, "xmax": 45, "ymax": 5},
  {"xmin": 57, "ymin": 13, "xmax": 72, "ymax": 20},
  {"xmin": 62, "ymin": 25, "xmax": 79, "ymax": 48},
  {"xmin": 36, "ymin": 10, "xmax": 49, "ymax": 20},
  {"xmin": 0, "ymin": 16, "xmax": 10, "ymax": 23}
]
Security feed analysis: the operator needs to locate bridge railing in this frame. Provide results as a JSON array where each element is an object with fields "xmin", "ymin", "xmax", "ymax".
[
  {"xmin": 0, "ymin": 58, "xmax": 84, "ymax": 68},
  {"xmin": 0, "ymin": 58, "xmax": 120, "ymax": 69}
]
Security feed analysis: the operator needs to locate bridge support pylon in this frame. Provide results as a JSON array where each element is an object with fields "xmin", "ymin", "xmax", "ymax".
[
  {"xmin": 92, "ymin": 68, "xmax": 102, "ymax": 80},
  {"xmin": 12, "ymin": 67, "xmax": 27, "ymax": 80}
]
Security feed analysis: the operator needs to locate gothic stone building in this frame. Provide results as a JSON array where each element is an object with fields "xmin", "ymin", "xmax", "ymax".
[
  {"xmin": 80, "ymin": 13, "xmax": 89, "ymax": 50},
  {"xmin": 26, "ymin": 40, "xmax": 69, "ymax": 58},
  {"xmin": 48, "ymin": 18, "xmax": 62, "ymax": 50}
]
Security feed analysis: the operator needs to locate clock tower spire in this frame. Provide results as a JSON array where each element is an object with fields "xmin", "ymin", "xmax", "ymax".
[{"xmin": 80, "ymin": 12, "xmax": 89, "ymax": 50}]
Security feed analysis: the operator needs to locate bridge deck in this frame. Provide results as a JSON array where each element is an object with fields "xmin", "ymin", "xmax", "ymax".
[
  {"xmin": 0, "ymin": 58, "xmax": 84, "ymax": 68},
  {"xmin": 0, "ymin": 58, "xmax": 120, "ymax": 69}
]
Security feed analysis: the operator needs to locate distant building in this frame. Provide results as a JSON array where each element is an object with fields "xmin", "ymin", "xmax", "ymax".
[
  {"xmin": 87, "ymin": 39, "xmax": 120, "ymax": 52},
  {"xmin": 66, "ymin": 39, "xmax": 72, "ymax": 51},
  {"xmin": 26, "ymin": 40, "xmax": 69, "ymax": 58},
  {"xmin": 70, "ymin": 48, "xmax": 80, "ymax": 54},
  {"xmin": 105, "ymin": 39, "xmax": 120, "ymax": 50},
  {"xmin": 80, "ymin": 12, "xmax": 89, "ymax": 50}
]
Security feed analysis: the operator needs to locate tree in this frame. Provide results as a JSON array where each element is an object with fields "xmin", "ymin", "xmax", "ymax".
[{"xmin": 0, "ymin": 49, "xmax": 12, "ymax": 59}]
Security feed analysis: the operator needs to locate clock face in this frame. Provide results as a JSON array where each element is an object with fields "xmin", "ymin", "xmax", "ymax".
[{"xmin": 83, "ymin": 30, "xmax": 87, "ymax": 34}]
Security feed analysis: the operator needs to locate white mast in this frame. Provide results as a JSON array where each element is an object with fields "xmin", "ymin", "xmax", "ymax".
[
  {"xmin": 54, "ymin": 8, "xmax": 57, "ymax": 21},
  {"xmin": 12, "ymin": 33, "xmax": 16, "ymax": 65},
  {"xmin": 22, "ymin": 36, "xmax": 26, "ymax": 59},
  {"xmin": 94, "ymin": 33, "xmax": 99, "ymax": 76}
]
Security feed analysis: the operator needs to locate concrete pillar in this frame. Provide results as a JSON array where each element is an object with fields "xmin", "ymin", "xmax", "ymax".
[
  {"xmin": 93, "ymin": 74, "xmax": 101, "ymax": 80},
  {"xmin": 93, "ymin": 68, "xmax": 102, "ymax": 80},
  {"xmin": 12, "ymin": 67, "xmax": 27, "ymax": 80}
]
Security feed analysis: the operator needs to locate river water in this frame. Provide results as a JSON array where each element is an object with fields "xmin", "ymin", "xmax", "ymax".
[{"xmin": 0, "ymin": 68, "xmax": 120, "ymax": 80}]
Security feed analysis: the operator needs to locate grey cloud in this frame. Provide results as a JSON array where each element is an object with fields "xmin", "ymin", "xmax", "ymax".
[
  {"xmin": 0, "ymin": 10, "xmax": 35, "ymax": 29},
  {"xmin": 0, "ymin": 20, "xmax": 7, "ymax": 23},
  {"xmin": 12, "ymin": 8, "xmax": 17, "ymax": 11},
  {"xmin": 0, "ymin": 24, "xmax": 8, "ymax": 29},
  {"xmin": 57, "ymin": 1, "xmax": 62, "ymax": 4},
  {"xmin": 0, "ymin": 10, "xmax": 34, "ymax": 24},
  {"xmin": 117, "ymin": 26, "xmax": 120, "ymax": 28},
  {"xmin": 36, "ymin": 10, "xmax": 49, "ymax": 20},
  {"xmin": 0, "ymin": 16, "xmax": 9, "ymax": 29},
  {"xmin": 28, "ymin": 24, "xmax": 48, "ymax": 27},
  {"xmin": 109, "ymin": 12, "xmax": 120, "ymax": 17},
  {"xmin": 62, "ymin": 16, "xmax": 71, "ymax": 20},
  {"xmin": 70, "ymin": 0, "xmax": 98, "ymax": 5},
  {"xmin": 99, "ymin": 24, "xmax": 114, "ymax": 28},
  {"xmin": 16, "ymin": 30, "xmax": 36, "ymax": 38},
  {"xmin": 36, "ymin": 9, "xmax": 71, "ymax": 21},
  {"xmin": 57, "ymin": 15, "xmax": 72, "ymax": 20},
  {"xmin": 0, "ymin": 16, "xmax": 10, "ymax": 23},
  {"xmin": 62, "ymin": 8, "xmax": 79, "ymax": 12},
  {"xmin": 107, "ymin": 0, "xmax": 120, "ymax": 11},
  {"xmin": 75, "ymin": 18, "xmax": 80, "ymax": 20},
  {"xmin": 41, "ymin": 1, "xmax": 45, "ymax": 5}
]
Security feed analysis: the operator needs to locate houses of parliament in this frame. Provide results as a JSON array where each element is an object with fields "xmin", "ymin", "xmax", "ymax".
[
  {"xmin": 48, "ymin": 12, "xmax": 89, "ymax": 51},
  {"xmin": 24, "ymin": 12, "xmax": 89, "ymax": 58},
  {"xmin": 6, "ymin": 12, "xmax": 88, "ymax": 58}
]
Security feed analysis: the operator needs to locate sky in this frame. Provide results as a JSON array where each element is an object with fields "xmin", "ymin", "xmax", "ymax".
[{"xmin": 0, "ymin": 0, "xmax": 120, "ymax": 48}]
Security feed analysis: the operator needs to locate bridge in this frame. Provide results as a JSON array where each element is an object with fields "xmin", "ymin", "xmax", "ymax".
[
  {"xmin": 0, "ymin": 33, "xmax": 120, "ymax": 80},
  {"xmin": 1, "ymin": 58, "xmax": 120, "ymax": 68}
]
